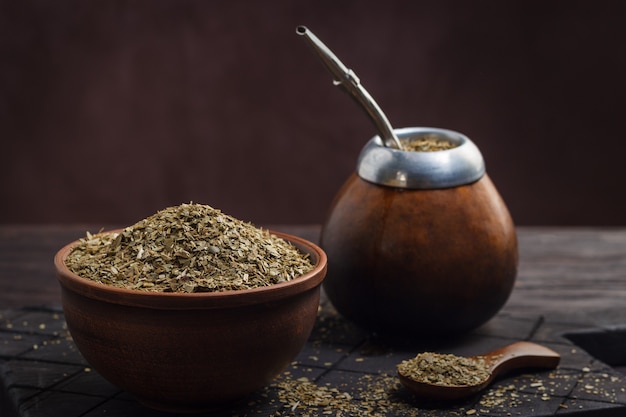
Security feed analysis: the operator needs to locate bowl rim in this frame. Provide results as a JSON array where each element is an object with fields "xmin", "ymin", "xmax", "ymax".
[{"xmin": 54, "ymin": 229, "xmax": 327, "ymax": 310}]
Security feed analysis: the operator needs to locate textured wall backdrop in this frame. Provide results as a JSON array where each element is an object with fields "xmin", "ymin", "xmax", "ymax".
[{"xmin": 2, "ymin": 0, "xmax": 626, "ymax": 226}]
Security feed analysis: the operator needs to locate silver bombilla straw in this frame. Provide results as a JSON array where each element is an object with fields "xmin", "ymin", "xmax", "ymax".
[{"xmin": 296, "ymin": 26, "xmax": 403, "ymax": 150}]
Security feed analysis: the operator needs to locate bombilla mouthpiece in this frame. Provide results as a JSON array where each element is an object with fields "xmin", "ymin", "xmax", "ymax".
[{"xmin": 296, "ymin": 26, "xmax": 403, "ymax": 150}]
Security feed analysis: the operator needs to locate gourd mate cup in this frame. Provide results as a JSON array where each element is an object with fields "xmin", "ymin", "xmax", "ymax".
[{"xmin": 320, "ymin": 127, "xmax": 518, "ymax": 337}]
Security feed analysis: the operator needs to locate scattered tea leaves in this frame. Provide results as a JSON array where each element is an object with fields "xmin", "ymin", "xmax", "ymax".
[
  {"xmin": 272, "ymin": 374, "xmax": 424, "ymax": 416},
  {"xmin": 65, "ymin": 203, "xmax": 314, "ymax": 293}
]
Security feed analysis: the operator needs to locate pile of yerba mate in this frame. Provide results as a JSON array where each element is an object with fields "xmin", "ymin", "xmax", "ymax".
[
  {"xmin": 65, "ymin": 203, "xmax": 314, "ymax": 293},
  {"xmin": 397, "ymin": 352, "xmax": 492, "ymax": 387}
]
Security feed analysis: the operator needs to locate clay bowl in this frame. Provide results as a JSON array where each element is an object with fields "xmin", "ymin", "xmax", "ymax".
[{"xmin": 54, "ymin": 230, "xmax": 327, "ymax": 413}]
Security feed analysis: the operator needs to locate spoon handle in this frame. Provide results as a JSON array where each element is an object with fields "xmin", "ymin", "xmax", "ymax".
[
  {"xmin": 296, "ymin": 26, "xmax": 403, "ymax": 150},
  {"xmin": 488, "ymin": 341, "xmax": 561, "ymax": 377}
]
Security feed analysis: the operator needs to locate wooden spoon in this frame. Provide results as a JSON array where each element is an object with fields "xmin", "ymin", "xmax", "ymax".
[{"xmin": 397, "ymin": 341, "xmax": 560, "ymax": 401}]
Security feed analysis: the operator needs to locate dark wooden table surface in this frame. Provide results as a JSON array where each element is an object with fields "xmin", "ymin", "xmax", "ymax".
[{"xmin": 1, "ymin": 225, "xmax": 626, "ymax": 416}]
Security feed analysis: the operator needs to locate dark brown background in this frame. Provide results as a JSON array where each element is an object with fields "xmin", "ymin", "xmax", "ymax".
[{"xmin": 2, "ymin": 0, "xmax": 625, "ymax": 226}]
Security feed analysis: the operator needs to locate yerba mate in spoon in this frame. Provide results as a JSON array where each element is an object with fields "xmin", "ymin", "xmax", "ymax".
[{"xmin": 397, "ymin": 342, "xmax": 560, "ymax": 401}]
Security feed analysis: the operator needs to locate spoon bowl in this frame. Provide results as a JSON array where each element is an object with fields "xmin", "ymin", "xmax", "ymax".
[{"xmin": 398, "ymin": 341, "xmax": 560, "ymax": 401}]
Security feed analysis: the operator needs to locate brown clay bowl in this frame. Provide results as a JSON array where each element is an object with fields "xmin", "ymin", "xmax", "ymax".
[{"xmin": 54, "ymin": 230, "xmax": 327, "ymax": 413}]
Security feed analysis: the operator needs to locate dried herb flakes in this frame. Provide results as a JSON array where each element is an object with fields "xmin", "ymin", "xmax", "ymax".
[
  {"xmin": 398, "ymin": 352, "xmax": 492, "ymax": 387},
  {"xmin": 402, "ymin": 135, "xmax": 457, "ymax": 152},
  {"xmin": 65, "ymin": 203, "xmax": 314, "ymax": 293}
]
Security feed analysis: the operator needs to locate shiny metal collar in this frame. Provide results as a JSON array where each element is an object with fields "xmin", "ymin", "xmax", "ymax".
[{"xmin": 357, "ymin": 127, "xmax": 485, "ymax": 189}]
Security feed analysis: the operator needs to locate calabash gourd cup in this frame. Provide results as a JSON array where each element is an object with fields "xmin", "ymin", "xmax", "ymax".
[
  {"xmin": 321, "ymin": 127, "xmax": 518, "ymax": 337},
  {"xmin": 55, "ymin": 231, "xmax": 327, "ymax": 413}
]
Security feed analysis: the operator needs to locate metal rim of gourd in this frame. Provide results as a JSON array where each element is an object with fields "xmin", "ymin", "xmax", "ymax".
[{"xmin": 356, "ymin": 127, "xmax": 486, "ymax": 189}]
